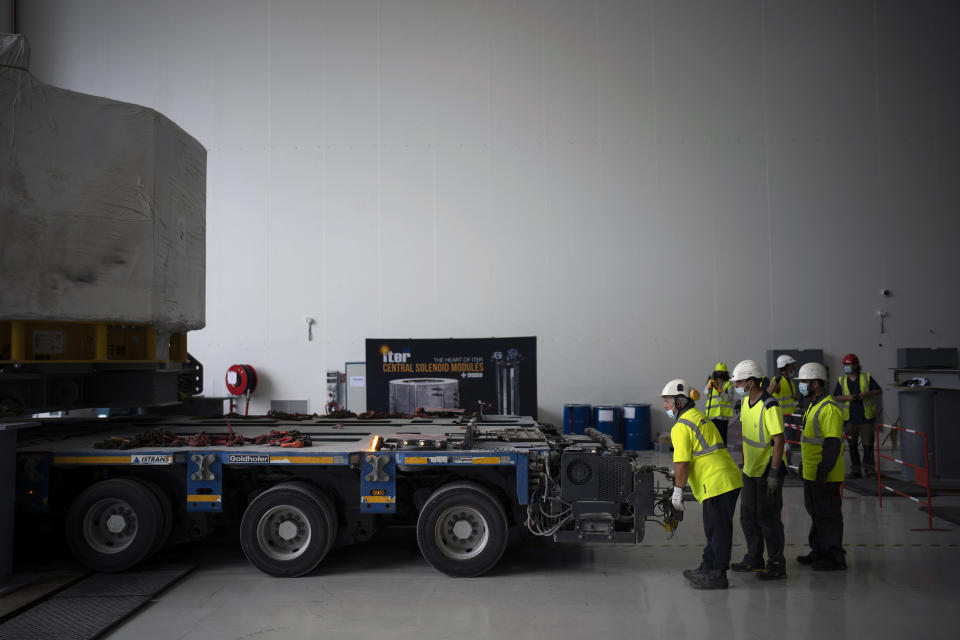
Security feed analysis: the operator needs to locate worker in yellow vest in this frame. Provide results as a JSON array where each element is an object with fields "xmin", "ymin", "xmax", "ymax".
[
  {"xmin": 662, "ymin": 379, "xmax": 743, "ymax": 590},
  {"xmin": 833, "ymin": 353, "xmax": 883, "ymax": 479},
  {"xmin": 730, "ymin": 359, "xmax": 787, "ymax": 580},
  {"xmin": 703, "ymin": 362, "xmax": 734, "ymax": 443},
  {"xmin": 767, "ymin": 354, "xmax": 800, "ymax": 417},
  {"xmin": 768, "ymin": 354, "xmax": 802, "ymax": 472},
  {"xmin": 796, "ymin": 362, "xmax": 847, "ymax": 570}
]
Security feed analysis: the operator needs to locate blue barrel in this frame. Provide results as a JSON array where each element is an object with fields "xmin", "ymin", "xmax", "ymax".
[
  {"xmin": 623, "ymin": 403, "xmax": 652, "ymax": 450},
  {"xmin": 593, "ymin": 405, "xmax": 624, "ymax": 443},
  {"xmin": 563, "ymin": 404, "xmax": 592, "ymax": 435}
]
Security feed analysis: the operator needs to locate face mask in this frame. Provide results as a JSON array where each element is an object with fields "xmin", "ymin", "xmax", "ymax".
[
  {"xmin": 666, "ymin": 408, "xmax": 676, "ymax": 419},
  {"xmin": 798, "ymin": 382, "xmax": 809, "ymax": 397},
  {"xmin": 734, "ymin": 386, "xmax": 746, "ymax": 397},
  {"xmin": 844, "ymin": 365, "xmax": 853, "ymax": 374}
]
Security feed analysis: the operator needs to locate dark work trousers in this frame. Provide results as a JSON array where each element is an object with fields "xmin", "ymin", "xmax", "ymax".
[
  {"xmin": 713, "ymin": 419, "xmax": 729, "ymax": 445},
  {"xmin": 803, "ymin": 480, "xmax": 845, "ymax": 563},
  {"xmin": 739, "ymin": 473, "xmax": 785, "ymax": 568},
  {"xmin": 845, "ymin": 422, "xmax": 876, "ymax": 472},
  {"xmin": 701, "ymin": 488, "xmax": 741, "ymax": 571}
]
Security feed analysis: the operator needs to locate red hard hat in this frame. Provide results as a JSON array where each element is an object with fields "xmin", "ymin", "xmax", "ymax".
[{"xmin": 841, "ymin": 353, "xmax": 860, "ymax": 366}]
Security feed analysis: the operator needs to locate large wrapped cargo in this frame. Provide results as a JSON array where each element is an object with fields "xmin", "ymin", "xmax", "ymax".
[{"xmin": 0, "ymin": 33, "xmax": 205, "ymax": 334}]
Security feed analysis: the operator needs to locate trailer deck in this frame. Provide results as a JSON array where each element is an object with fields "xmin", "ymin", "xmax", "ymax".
[{"xmin": 14, "ymin": 415, "xmax": 676, "ymax": 578}]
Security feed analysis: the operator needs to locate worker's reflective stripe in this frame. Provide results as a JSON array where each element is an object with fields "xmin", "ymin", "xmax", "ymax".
[
  {"xmin": 774, "ymin": 378, "xmax": 797, "ymax": 414},
  {"xmin": 742, "ymin": 434, "xmax": 769, "ymax": 448},
  {"xmin": 706, "ymin": 398, "xmax": 732, "ymax": 410},
  {"xmin": 743, "ymin": 397, "xmax": 778, "ymax": 449},
  {"xmin": 677, "ymin": 418, "xmax": 725, "ymax": 457},
  {"xmin": 802, "ymin": 399, "xmax": 843, "ymax": 446},
  {"xmin": 705, "ymin": 381, "xmax": 734, "ymax": 418}
]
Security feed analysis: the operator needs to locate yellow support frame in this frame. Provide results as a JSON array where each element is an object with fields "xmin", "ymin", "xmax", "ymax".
[{"xmin": 0, "ymin": 320, "xmax": 185, "ymax": 364}]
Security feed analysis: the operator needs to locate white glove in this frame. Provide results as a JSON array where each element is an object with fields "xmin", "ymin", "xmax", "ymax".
[
  {"xmin": 671, "ymin": 486, "xmax": 685, "ymax": 511},
  {"xmin": 766, "ymin": 475, "xmax": 781, "ymax": 495}
]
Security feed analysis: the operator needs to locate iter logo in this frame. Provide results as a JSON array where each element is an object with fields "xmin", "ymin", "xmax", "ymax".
[{"xmin": 380, "ymin": 344, "xmax": 412, "ymax": 363}]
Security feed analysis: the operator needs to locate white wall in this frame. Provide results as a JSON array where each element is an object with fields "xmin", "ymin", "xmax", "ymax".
[{"xmin": 18, "ymin": 0, "xmax": 960, "ymax": 433}]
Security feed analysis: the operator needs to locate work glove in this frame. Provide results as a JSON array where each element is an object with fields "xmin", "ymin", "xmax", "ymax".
[
  {"xmin": 766, "ymin": 475, "xmax": 781, "ymax": 495},
  {"xmin": 671, "ymin": 486, "xmax": 685, "ymax": 512}
]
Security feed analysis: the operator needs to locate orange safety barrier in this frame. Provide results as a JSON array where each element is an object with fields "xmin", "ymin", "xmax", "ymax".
[{"xmin": 875, "ymin": 422, "xmax": 950, "ymax": 532}]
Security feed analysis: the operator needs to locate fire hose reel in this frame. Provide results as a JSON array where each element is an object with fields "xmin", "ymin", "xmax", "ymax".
[{"xmin": 226, "ymin": 364, "xmax": 258, "ymax": 396}]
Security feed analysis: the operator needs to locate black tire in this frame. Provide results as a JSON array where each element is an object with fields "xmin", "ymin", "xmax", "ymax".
[
  {"xmin": 240, "ymin": 484, "xmax": 336, "ymax": 577},
  {"xmin": 276, "ymin": 481, "xmax": 338, "ymax": 555},
  {"xmin": 66, "ymin": 477, "xmax": 163, "ymax": 572},
  {"xmin": 416, "ymin": 482, "xmax": 508, "ymax": 577},
  {"xmin": 130, "ymin": 477, "xmax": 173, "ymax": 556}
]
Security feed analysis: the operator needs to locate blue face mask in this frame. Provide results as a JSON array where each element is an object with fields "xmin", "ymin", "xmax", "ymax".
[
  {"xmin": 843, "ymin": 365, "xmax": 854, "ymax": 374},
  {"xmin": 798, "ymin": 382, "xmax": 809, "ymax": 397},
  {"xmin": 734, "ymin": 386, "xmax": 747, "ymax": 397},
  {"xmin": 666, "ymin": 408, "xmax": 676, "ymax": 419}
]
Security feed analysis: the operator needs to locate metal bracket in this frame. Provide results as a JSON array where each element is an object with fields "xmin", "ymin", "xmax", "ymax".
[
  {"xmin": 186, "ymin": 453, "xmax": 222, "ymax": 512},
  {"xmin": 364, "ymin": 454, "xmax": 390, "ymax": 482},
  {"xmin": 360, "ymin": 453, "xmax": 396, "ymax": 514},
  {"xmin": 190, "ymin": 454, "xmax": 217, "ymax": 481}
]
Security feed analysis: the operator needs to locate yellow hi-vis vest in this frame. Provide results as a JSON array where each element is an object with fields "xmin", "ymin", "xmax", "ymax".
[
  {"xmin": 670, "ymin": 407, "xmax": 742, "ymax": 502},
  {"xmin": 739, "ymin": 394, "xmax": 786, "ymax": 477},
  {"xmin": 838, "ymin": 373, "xmax": 878, "ymax": 422},
  {"xmin": 772, "ymin": 375, "xmax": 798, "ymax": 416},
  {"xmin": 800, "ymin": 395, "xmax": 845, "ymax": 482},
  {"xmin": 704, "ymin": 380, "xmax": 734, "ymax": 419}
]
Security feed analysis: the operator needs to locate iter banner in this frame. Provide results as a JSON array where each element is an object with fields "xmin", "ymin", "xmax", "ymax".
[{"xmin": 365, "ymin": 337, "xmax": 537, "ymax": 418}]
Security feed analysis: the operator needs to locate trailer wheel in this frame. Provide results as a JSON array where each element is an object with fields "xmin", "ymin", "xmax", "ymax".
[
  {"xmin": 277, "ymin": 482, "xmax": 339, "ymax": 554},
  {"xmin": 66, "ymin": 478, "xmax": 164, "ymax": 572},
  {"xmin": 416, "ymin": 482, "xmax": 508, "ymax": 577},
  {"xmin": 131, "ymin": 477, "xmax": 173, "ymax": 555},
  {"xmin": 240, "ymin": 484, "xmax": 336, "ymax": 577}
]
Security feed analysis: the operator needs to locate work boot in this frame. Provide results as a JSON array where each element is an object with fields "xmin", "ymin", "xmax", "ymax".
[
  {"xmin": 847, "ymin": 467, "xmax": 862, "ymax": 480},
  {"xmin": 864, "ymin": 466, "xmax": 876, "ymax": 480},
  {"xmin": 796, "ymin": 552, "xmax": 820, "ymax": 566},
  {"xmin": 689, "ymin": 570, "xmax": 728, "ymax": 590},
  {"xmin": 683, "ymin": 564, "xmax": 707, "ymax": 580},
  {"xmin": 812, "ymin": 558, "xmax": 847, "ymax": 571},
  {"xmin": 756, "ymin": 564, "xmax": 787, "ymax": 580},
  {"xmin": 730, "ymin": 558, "xmax": 764, "ymax": 572}
]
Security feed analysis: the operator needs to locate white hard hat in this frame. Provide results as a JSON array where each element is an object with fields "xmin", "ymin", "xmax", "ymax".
[
  {"xmin": 797, "ymin": 362, "xmax": 827, "ymax": 381},
  {"xmin": 731, "ymin": 359, "xmax": 764, "ymax": 382},
  {"xmin": 776, "ymin": 354, "xmax": 797, "ymax": 369},
  {"xmin": 660, "ymin": 378, "xmax": 691, "ymax": 397}
]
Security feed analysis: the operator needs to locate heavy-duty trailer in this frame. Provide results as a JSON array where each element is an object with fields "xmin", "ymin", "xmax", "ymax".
[{"xmin": 15, "ymin": 414, "xmax": 682, "ymax": 577}]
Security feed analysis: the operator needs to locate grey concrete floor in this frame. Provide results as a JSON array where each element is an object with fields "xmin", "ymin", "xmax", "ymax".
[{"xmin": 101, "ymin": 448, "xmax": 960, "ymax": 640}]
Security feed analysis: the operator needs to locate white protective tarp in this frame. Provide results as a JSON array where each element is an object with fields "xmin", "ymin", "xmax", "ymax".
[{"xmin": 0, "ymin": 33, "xmax": 205, "ymax": 333}]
